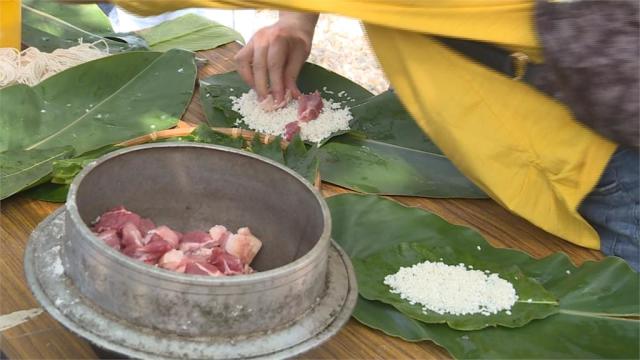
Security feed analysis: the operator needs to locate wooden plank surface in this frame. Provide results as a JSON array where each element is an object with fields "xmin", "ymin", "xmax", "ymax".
[{"xmin": 0, "ymin": 44, "xmax": 603, "ymax": 360}]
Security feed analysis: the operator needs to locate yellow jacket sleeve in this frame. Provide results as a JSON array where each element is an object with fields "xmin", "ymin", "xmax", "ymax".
[
  {"xmin": 113, "ymin": 0, "xmax": 539, "ymax": 50},
  {"xmin": 114, "ymin": 0, "xmax": 616, "ymax": 249}
]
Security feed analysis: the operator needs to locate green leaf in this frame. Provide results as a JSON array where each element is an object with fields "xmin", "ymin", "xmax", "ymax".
[
  {"xmin": 328, "ymin": 194, "xmax": 639, "ymax": 359},
  {"xmin": 356, "ymin": 261, "xmax": 640, "ymax": 359},
  {"xmin": 136, "ymin": 13, "xmax": 244, "ymax": 52},
  {"xmin": 297, "ymin": 62, "xmax": 373, "ymax": 103},
  {"xmin": 25, "ymin": 182, "xmax": 70, "ymax": 203},
  {"xmin": 199, "ymin": 62, "xmax": 372, "ymax": 128},
  {"xmin": 320, "ymin": 91, "xmax": 484, "ymax": 198},
  {"xmin": 349, "ymin": 90, "xmax": 441, "ymax": 154},
  {"xmin": 284, "ymin": 135, "xmax": 319, "ymax": 185},
  {"xmin": 200, "ymin": 72, "xmax": 250, "ymax": 127},
  {"xmin": 0, "ymin": 50, "xmax": 195, "ymax": 200},
  {"xmin": 354, "ymin": 242, "xmax": 558, "ymax": 331},
  {"xmin": 192, "ymin": 124, "xmax": 244, "ymax": 148},
  {"xmin": 24, "ymin": 0, "xmax": 112, "ymax": 34},
  {"xmin": 51, "ymin": 145, "xmax": 119, "ymax": 185},
  {"xmin": 1, "ymin": 50, "xmax": 192, "ymax": 154},
  {"xmin": 198, "ymin": 65, "xmax": 482, "ymax": 199},
  {"xmin": 0, "ymin": 146, "xmax": 74, "ymax": 199},
  {"xmin": 0, "ymin": 84, "xmax": 42, "ymax": 152},
  {"xmin": 251, "ymin": 135, "xmax": 285, "ymax": 164},
  {"xmin": 21, "ymin": 1, "xmax": 136, "ymax": 53},
  {"xmin": 318, "ymin": 135, "xmax": 485, "ymax": 198}
]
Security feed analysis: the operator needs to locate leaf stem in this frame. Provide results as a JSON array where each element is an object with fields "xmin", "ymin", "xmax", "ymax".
[
  {"xmin": 516, "ymin": 300, "xmax": 559, "ymax": 305},
  {"xmin": 22, "ymin": 5, "xmax": 101, "ymax": 38},
  {"xmin": 559, "ymin": 309, "xmax": 640, "ymax": 321}
]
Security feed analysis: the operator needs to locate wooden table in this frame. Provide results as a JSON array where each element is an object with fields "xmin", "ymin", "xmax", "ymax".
[{"xmin": 0, "ymin": 43, "xmax": 604, "ymax": 359}]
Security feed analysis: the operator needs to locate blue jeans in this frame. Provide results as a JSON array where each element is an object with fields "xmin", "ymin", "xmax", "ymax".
[{"xmin": 579, "ymin": 147, "xmax": 639, "ymax": 271}]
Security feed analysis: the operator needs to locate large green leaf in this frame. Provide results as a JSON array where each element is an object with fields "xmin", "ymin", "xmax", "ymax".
[
  {"xmin": 199, "ymin": 62, "xmax": 372, "ymax": 128},
  {"xmin": 296, "ymin": 62, "xmax": 373, "ymax": 103},
  {"xmin": 354, "ymin": 242, "xmax": 558, "ymax": 330},
  {"xmin": 319, "ymin": 91, "xmax": 486, "ymax": 198},
  {"xmin": 0, "ymin": 147, "xmax": 74, "ymax": 199},
  {"xmin": 137, "ymin": 13, "xmax": 244, "ymax": 52},
  {"xmin": 24, "ymin": 0, "xmax": 112, "ymax": 34},
  {"xmin": 0, "ymin": 50, "xmax": 193, "ymax": 154},
  {"xmin": 21, "ymin": 1, "xmax": 136, "ymax": 52},
  {"xmin": 349, "ymin": 90, "xmax": 441, "ymax": 154},
  {"xmin": 328, "ymin": 194, "xmax": 639, "ymax": 359},
  {"xmin": 0, "ymin": 50, "xmax": 195, "ymax": 200},
  {"xmin": 284, "ymin": 136, "xmax": 320, "ymax": 185},
  {"xmin": 318, "ymin": 134, "xmax": 485, "ymax": 198},
  {"xmin": 199, "ymin": 64, "xmax": 484, "ymax": 199}
]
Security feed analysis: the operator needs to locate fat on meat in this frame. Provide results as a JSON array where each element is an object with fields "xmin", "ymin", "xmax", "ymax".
[
  {"xmin": 185, "ymin": 262, "xmax": 223, "ymax": 276},
  {"xmin": 225, "ymin": 227, "xmax": 262, "ymax": 265},
  {"xmin": 138, "ymin": 218, "xmax": 156, "ymax": 235},
  {"xmin": 209, "ymin": 247, "xmax": 245, "ymax": 275},
  {"xmin": 179, "ymin": 231, "xmax": 215, "ymax": 252},
  {"xmin": 208, "ymin": 225, "xmax": 231, "ymax": 246},
  {"xmin": 158, "ymin": 249, "xmax": 187, "ymax": 273},
  {"xmin": 93, "ymin": 207, "xmax": 262, "ymax": 277},
  {"xmin": 145, "ymin": 226, "xmax": 181, "ymax": 248},
  {"xmin": 297, "ymin": 91, "xmax": 323, "ymax": 122},
  {"xmin": 98, "ymin": 230, "xmax": 120, "ymax": 250},
  {"xmin": 121, "ymin": 222, "xmax": 144, "ymax": 255},
  {"xmin": 92, "ymin": 206, "xmax": 141, "ymax": 233}
]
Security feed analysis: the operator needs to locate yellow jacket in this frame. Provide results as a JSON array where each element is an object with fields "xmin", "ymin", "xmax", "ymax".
[{"xmin": 114, "ymin": 0, "xmax": 616, "ymax": 249}]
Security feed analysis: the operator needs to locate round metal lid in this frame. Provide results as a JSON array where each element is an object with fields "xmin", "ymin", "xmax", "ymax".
[{"xmin": 24, "ymin": 208, "xmax": 357, "ymax": 359}]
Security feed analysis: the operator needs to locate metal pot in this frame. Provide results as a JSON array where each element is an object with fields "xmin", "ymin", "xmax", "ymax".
[{"xmin": 63, "ymin": 143, "xmax": 331, "ymax": 337}]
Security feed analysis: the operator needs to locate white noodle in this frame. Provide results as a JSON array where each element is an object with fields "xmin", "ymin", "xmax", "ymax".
[{"xmin": 0, "ymin": 40, "xmax": 108, "ymax": 88}]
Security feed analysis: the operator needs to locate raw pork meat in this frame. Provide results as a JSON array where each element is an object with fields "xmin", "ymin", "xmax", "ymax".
[
  {"xmin": 97, "ymin": 230, "xmax": 120, "ymax": 250},
  {"xmin": 91, "ymin": 207, "xmax": 262, "ymax": 276},
  {"xmin": 283, "ymin": 121, "xmax": 301, "ymax": 141},
  {"xmin": 225, "ymin": 227, "xmax": 262, "ymax": 265},
  {"xmin": 297, "ymin": 91, "xmax": 324, "ymax": 122},
  {"xmin": 93, "ymin": 206, "xmax": 142, "ymax": 233},
  {"xmin": 282, "ymin": 91, "xmax": 324, "ymax": 141}
]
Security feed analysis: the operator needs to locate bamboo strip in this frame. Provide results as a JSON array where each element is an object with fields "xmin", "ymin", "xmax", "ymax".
[{"xmin": 117, "ymin": 127, "xmax": 290, "ymax": 149}]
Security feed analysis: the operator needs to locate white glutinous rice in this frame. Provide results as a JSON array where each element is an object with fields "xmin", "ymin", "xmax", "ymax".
[
  {"xmin": 384, "ymin": 261, "xmax": 518, "ymax": 316},
  {"xmin": 231, "ymin": 89, "xmax": 353, "ymax": 144}
]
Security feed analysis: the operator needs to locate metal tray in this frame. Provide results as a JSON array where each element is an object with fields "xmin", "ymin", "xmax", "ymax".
[{"xmin": 24, "ymin": 207, "xmax": 357, "ymax": 359}]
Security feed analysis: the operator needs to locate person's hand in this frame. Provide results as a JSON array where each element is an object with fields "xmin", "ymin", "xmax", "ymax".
[{"xmin": 235, "ymin": 11, "xmax": 318, "ymax": 103}]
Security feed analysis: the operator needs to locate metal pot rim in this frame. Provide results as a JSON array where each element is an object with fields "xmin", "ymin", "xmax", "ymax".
[{"xmin": 66, "ymin": 142, "xmax": 332, "ymax": 286}]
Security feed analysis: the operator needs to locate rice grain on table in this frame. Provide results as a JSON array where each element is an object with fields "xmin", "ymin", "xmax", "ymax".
[
  {"xmin": 231, "ymin": 89, "xmax": 353, "ymax": 144},
  {"xmin": 384, "ymin": 261, "xmax": 518, "ymax": 316}
]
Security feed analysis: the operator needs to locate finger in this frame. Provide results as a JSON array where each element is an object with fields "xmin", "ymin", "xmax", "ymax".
[
  {"xmin": 284, "ymin": 46, "xmax": 308, "ymax": 98},
  {"xmin": 252, "ymin": 44, "xmax": 269, "ymax": 100},
  {"xmin": 267, "ymin": 40, "xmax": 287, "ymax": 104},
  {"xmin": 234, "ymin": 43, "xmax": 255, "ymax": 88}
]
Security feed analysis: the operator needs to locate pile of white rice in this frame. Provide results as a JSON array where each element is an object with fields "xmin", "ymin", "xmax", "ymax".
[
  {"xmin": 230, "ymin": 89, "xmax": 353, "ymax": 144},
  {"xmin": 384, "ymin": 261, "xmax": 518, "ymax": 316}
]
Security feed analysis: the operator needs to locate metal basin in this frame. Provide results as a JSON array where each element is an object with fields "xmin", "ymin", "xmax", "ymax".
[{"xmin": 63, "ymin": 143, "xmax": 331, "ymax": 337}]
